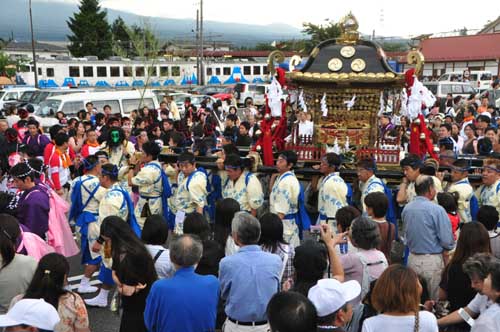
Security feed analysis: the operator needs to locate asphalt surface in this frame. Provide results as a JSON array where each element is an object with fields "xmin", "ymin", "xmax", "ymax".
[{"xmin": 67, "ymin": 254, "xmax": 121, "ymax": 332}]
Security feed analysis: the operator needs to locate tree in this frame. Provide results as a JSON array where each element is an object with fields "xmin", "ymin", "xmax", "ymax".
[
  {"xmin": 0, "ymin": 52, "xmax": 16, "ymax": 77},
  {"xmin": 67, "ymin": 0, "xmax": 113, "ymax": 59},
  {"xmin": 381, "ymin": 42, "xmax": 408, "ymax": 52},
  {"xmin": 111, "ymin": 16, "xmax": 132, "ymax": 58},
  {"xmin": 302, "ymin": 21, "xmax": 341, "ymax": 52}
]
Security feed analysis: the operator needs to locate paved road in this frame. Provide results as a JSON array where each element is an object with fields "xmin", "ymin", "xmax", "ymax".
[{"xmin": 67, "ymin": 254, "xmax": 121, "ymax": 332}]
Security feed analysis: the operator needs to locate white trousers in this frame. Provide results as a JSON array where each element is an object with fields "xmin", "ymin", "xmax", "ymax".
[{"xmin": 222, "ymin": 318, "xmax": 269, "ymax": 332}]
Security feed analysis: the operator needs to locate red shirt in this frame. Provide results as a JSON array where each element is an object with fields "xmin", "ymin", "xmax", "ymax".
[{"xmin": 447, "ymin": 213, "xmax": 460, "ymax": 240}]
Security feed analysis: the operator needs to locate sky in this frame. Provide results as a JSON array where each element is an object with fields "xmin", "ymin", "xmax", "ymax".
[{"xmin": 39, "ymin": 0, "xmax": 500, "ymax": 38}]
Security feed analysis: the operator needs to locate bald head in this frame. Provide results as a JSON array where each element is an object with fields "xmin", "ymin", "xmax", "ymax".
[{"xmin": 169, "ymin": 234, "xmax": 203, "ymax": 267}]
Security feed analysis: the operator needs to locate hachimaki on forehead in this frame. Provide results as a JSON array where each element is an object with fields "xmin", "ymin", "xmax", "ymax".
[
  {"xmin": 278, "ymin": 150, "xmax": 298, "ymax": 166},
  {"xmin": 322, "ymin": 153, "xmax": 342, "ymax": 169}
]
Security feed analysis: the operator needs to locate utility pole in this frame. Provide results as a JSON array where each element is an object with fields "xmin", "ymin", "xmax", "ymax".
[
  {"xmin": 29, "ymin": 0, "xmax": 38, "ymax": 88},
  {"xmin": 200, "ymin": 0, "xmax": 204, "ymax": 86},
  {"xmin": 196, "ymin": 9, "xmax": 200, "ymax": 85}
]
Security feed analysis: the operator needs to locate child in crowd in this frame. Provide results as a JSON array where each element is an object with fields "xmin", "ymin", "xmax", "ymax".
[{"xmin": 437, "ymin": 192, "xmax": 460, "ymax": 240}]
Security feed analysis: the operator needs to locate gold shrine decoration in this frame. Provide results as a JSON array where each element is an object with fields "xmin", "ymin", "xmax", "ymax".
[
  {"xmin": 337, "ymin": 12, "xmax": 360, "ymax": 44},
  {"xmin": 267, "ymin": 50, "xmax": 285, "ymax": 77},
  {"xmin": 407, "ymin": 50, "xmax": 425, "ymax": 76}
]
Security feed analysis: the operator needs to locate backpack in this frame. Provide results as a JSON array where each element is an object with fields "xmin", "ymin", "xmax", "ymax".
[
  {"xmin": 147, "ymin": 163, "xmax": 173, "ymax": 228},
  {"xmin": 355, "ymin": 251, "xmax": 388, "ymax": 299}
]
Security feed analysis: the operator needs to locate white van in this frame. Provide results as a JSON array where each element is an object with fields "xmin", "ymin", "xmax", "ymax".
[
  {"xmin": 438, "ymin": 71, "xmax": 492, "ymax": 91},
  {"xmin": 35, "ymin": 90, "xmax": 159, "ymax": 128},
  {"xmin": 423, "ymin": 81, "xmax": 477, "ymax": 99},
  {"xmin": 0, "ymin": 87, "xmax": 38, "ymax": 110}
]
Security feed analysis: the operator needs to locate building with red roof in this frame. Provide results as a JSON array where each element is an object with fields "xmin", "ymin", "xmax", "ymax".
[{"xmin": 388, "ymin": 32, "xmax": 500, "ymax": 79}]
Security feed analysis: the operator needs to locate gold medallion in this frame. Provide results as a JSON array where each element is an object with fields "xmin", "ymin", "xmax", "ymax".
[
  {"xmin": 328, "ymin": 58, "xmax": 343, "ymax": 72},
  {"xmin": 351, "ymin": 58, "xmax": 366, "ymax": 72},
  {"xmin": 340, "ymin": 46, "xmax": 356, "ymax": 58}
]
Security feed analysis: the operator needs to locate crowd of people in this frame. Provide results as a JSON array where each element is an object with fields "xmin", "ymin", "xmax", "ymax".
[{"xmin": 0, "ymin": 80, "xmax": 499, "ymax": 332}]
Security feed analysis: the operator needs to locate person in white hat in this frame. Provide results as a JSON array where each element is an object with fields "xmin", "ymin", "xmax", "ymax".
[
  {"xmin": 308, "ymin": 278, "xmax": 361, "ymax": 332},
  {"xmin": 0, "ymin": 298, "xmax": 60, "ymax": 331}
]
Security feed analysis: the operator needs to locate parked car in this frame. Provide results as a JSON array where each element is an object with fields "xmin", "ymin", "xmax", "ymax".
[
  {"xmin": 213, "ymin": 86, "xmax": 235, "ymax": 103},
  {"xmin": 2, "ymin": 88, "xmax": 91, "ymax": 113},
  {"xmin": 438, "ymin": 70, "xmax": 492, "ymax": 92},
  {"xmin": 423, "ymin": 81, "xmax": 477, "ymax": 99},
  {"xmin": 233, "ymin": 83, "xmax": 268, "ymax": 106},
  {"xmin": 190, "ymin": 86, "xmax": 226, "ymax": 96},
  {"xmin": 0, "ymin": 87, "xmax": 38, "ymax": 111},
  {"xmin": 35, "ymin": 90, "xmax": 159, "ymax": 128}
]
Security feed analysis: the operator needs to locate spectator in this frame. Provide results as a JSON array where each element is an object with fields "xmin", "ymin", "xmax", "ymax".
[
  {"xmin": 0, "ymin": 214, "xmax": 37, "ymax": 314},
  {"xmin": 219, "ymin": 212, "xmax": 282, "ymax": 331},
  {"xmin": 292, "ymin": 241, "xmax": 329, "ymax": 296},
  {"xmin": 362, "ymin": 264, "xmax": 439, "ymax": 332},
  {"xmin": 183, "ymin": 212, "xmax": 224, "ymax": 276},
  {"xmin": 439, "ymin": 222, "xmax": 491, "ymax": 331},
  {"xmin": 476, "ymin": 158, "xmax": 500, "ymax": 216},
  {"xmin": 402, "ymin": 175, "xmax": 454, "ymax": 300},
  {"xmin": 461, "ymin": 124, "xmax": 478, "ymax": 154},
  {"xmin": 335, "ymin": 206, "xmax": 361, "ymax": 256},
  {"xmin": 477, "ymin": 206, "xmax": 500, "ymax": 259},
  {"xmin": 437, "ymin": 192, "xmax": 460, "ymax": 240},
  {"xmin": 100, "ymin": 216, "xmax": 158, "ymax": 332},
  {"xmin": 22, "ymin": 119, "xmax": 50, "ymax": 158},
  {"xmin": 141, "ymin": 215, "xmax": 174, "ymax": 279},
  {"xmin": 341, "ymin": 216, "xmax": 388, "ymax": 304},
  {"xmin": 471, "ymin": 260, "xmax": 500, "ymax": 332},
  {"xmin": 259, "ymin": 213, "xmax": 295, "ymax": 289},
  {"xmin": 214, "ymin": 198, "xmax": 241, "ymax": 256},
  {"xmin": 292, "ymin": 224, "xmax": 345, "ymax": 296},
  {"xmin": 397, "ymin": 154, "xmax": 423, "ymax": 205},
  {"xmin": 223, "ymin": 114, "xmax": 239, "ymax": 143},
  {"xmin": 12, "ymin": 253, "xmax": 89, "ymax": 332},
  {"xmin": 267, "ymin": 291, "xmax": 317, "ymax": 332},
  {"xmin": 438, "ymin": 254, "xmax": 499, "ymax": 328},
  {"xmin": 144, "ymin": 234, "xmax": 220, "ymax": 332},
  {"xmin": 364, "ymin": 192, "xmax": 395, "ymax": 262},
  {"xmin": 80, "ymin": 128, "xmax": 100, "ymax": 158},
  {"xmin": 68, "ymin": 121, "xmax": 86, "ymax": 154},
  {"xmin": 308, "ymin": 278, "xmax": 361, "ymax": 332},
  {"xmin": 236, "ymin": 121, "xmax": 252, "ymax": 147},
  {"xmin": 0, "ymin": 298, "xmax": 60, "ymax": 331}
]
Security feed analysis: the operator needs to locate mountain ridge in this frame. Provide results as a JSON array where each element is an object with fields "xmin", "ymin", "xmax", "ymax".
[{"xmin": 0, "ymin": 0, "xmax": 304, "ymax": 47}]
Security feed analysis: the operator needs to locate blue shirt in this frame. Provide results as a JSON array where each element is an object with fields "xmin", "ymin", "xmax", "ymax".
[
  {"xmin": 219, "ymin": 245, "xmax": 282, "ymax": 322},
  {"xmin": 402, "ymin": 196, "xmax": 455, "ymax": 254},
  {"xmin": 144, "ymin": 267, "xmax": 219, "ymax": 332}
]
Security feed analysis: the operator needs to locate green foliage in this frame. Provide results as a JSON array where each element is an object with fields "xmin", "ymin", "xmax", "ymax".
[
  {"xmin": 111, "ymin": 17, "xmax": 131, "ymax": 58},
  {"xmin": 0, "ymin": 52, "xmax": 16, "ymax": 77},
  {"xmin": 111, "ymin": 18, "xmax": 160, "ymax": 59},
  {"xmin": 67, "ymin": 0, "xmax": 113, "ymax": 59},
  {"xmin": 302, "ymin": 21, "xmax": 341, "ymax": 52},
  {"xmin": 381, "ymin": 42, "xmax": 408, "ymax": 52}
]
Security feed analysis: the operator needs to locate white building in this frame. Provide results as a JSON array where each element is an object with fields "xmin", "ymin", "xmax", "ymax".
[{"xmin": 4, "ymin": 41, "xmax": 70, "ymax": 60}]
